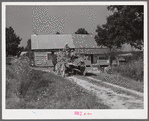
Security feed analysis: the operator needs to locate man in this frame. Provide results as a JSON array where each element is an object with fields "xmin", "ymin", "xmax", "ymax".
[
  {"xmin": 64, "ymin": 43, "xmax": 70, "ymax": 51},
  {"xmin": 63, "ymin": 43, "xmax": 71, "ymax": 60}
]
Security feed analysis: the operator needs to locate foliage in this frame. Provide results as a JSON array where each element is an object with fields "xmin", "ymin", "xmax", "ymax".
[
  {"xmin": 6, "ymin": 26, "xmax": 23, "ymax": 57},
  {"xmin": 6, "ymin": 57, "xmax": 31, "ymax": 98},
  {"xmin": 56, "ymin": 32, "xmax": 60, "ymax": 34},
  {"xmin": 116, "ymin": 51, "xmax": 143, "ymax": 63},
  {"xmin": 6, "ymin": 57, "xmax": 109, "ymax": 109},
  {"xmin": 111, "ymin": 51, "xmax": 143, "ymax": 81},
  {"xmin": 112, "ymin": 60, "xmax": 143, "ymax": 82},
  {"xmin": 24, "ymin": 39, "xmax": 34, "ymax": 64},
  {"xmin": 25, "ymin": 39, "xmax": 31, "ymax": 51},
  {"xmin": 95, "ymin": 6, "xmax": 143, "ymax": 50},
  {"xmin": 92, "ymin": 71, "xmax": 143, "ymax": 92},
  {"xmin": 51, "ymin": 52, "xmax": 57, "ymax": 66},
  {"xmin": 26, "ymin": 51, "xmax": 34, "ymax": 60},
  {"xmin": 75, "ymin": 28, "xmax": 89, "ymax": 34},
  {"xmin": 17, "ymin": 46, "xmax": 25, "ymax": 57}
]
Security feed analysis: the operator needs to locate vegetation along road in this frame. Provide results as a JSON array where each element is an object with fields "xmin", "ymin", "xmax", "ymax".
[{"xmin": 34, "ymin": 67, "xmax": 144, "ymax": 109}]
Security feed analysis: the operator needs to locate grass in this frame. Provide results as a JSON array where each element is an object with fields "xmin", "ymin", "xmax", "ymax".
[
  {"xmin": 82, "ymin": 76, "xmax": 142, "ymax": 98},
  {"xmin": 90, "ymin": 72, "xmax": 143, "ymax": 93},
  {"xmin": 6, "ymin": 56, "xmax": 109, "ymax": 109},
  {"xmin": 90, "ymin": 52, "xmax": 144, "ymax": 92},
  {"xmin": 113, "ymin": 51, "xmax": 143, "ymax": 82},
  {"xmin": 112, "ymin": 61, "xmax": 143, "ymax": 82}
]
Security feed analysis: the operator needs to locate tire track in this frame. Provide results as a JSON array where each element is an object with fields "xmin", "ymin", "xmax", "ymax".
[
  {"xmin": 68, "ymin": 76, "xmax": 143, "ymax": 109},
  {"xmin": 32, "ymin": 68, "xmax": 144, "ymax": 109},
  {"xmin": 87, "ymin": 77, "xmax": 143, "ymax": 97}
]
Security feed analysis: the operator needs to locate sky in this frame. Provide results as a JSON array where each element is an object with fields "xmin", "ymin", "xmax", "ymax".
[{"xmin": 6, "ymin": 5, "xmax": 112, "ymax": 47}]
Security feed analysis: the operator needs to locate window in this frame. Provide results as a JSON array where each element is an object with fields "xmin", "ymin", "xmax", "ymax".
[{"xmin": 99, "ymin": 55, "xmax": 108, "ymax": 60}]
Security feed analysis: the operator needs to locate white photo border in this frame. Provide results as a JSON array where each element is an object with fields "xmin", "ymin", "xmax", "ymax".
[{"xmin": 2, "ymin": 1, "xmax": 148, "ymax": 119}]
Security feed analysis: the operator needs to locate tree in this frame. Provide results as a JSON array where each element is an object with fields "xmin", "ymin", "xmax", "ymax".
[
  {"xmin": 17, "ymin": 46, "xmax": 25, "ymax": 57},
  {"xmin": 95, "ymin": 5, "xmax": 143, "ymax": 50},
  {"xmin": 94, "ymin": 25, "xmax": 110, "ymax": 48},
  {"xmin": 20, "ymin": 46, "xmax": 25, "ymax": 51},
  {"xmin": 75, "ymin": 28, "xmax": 89, "ymax": 34},
  {"xmin": 56, "ymin": 32, "xmax": 60, "ymax": 34},
  {"xmin": 6, "ymin": 26, "xmax": 22, "ymax": 57},
  {"xmin": 25, "ymin": 39, "xmax": 31, "ymax": 51},
  {"xmin": 25, "ymin": 39, "xmax": 34, "ymax": 61}
]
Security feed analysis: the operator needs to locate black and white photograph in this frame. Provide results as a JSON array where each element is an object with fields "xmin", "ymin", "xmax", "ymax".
[{"xmin": 2, "ymin": 1, "xmax": 148, "ymax": 119}]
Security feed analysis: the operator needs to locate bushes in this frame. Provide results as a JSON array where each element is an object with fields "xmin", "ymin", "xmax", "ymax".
[
  {"xmin": 6, "ymin": 57, "xmax": 52, "ymax": 106},
  {"xmin": 112, "ymin": 51, "xmax": 143, "ymax": 81},
  {"xmin": 6, "ymin": 65, "xmax": 15, "ymax": 79},
  {"xmin": 123, "ymin": 51, "xmax": 143, "ymax": 63},
  {"xmin": 6, "ymin": 57, "xmax": 12, "ymax": 65},
  {"xmin": 113, "ymin": 60, "xmax": 143, "ymax": 81},
  {"xmin": 6, "ymin": 57, "xmax": 109, "ymax": 109},
  {"xmin": 6, "ymin": 57, "xmax": 45, "ymax": 98}
]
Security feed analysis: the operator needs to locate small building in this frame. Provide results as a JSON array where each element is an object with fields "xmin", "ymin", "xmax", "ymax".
[{"xmin": 31, "ymin": 34, "xmax": 110, "ymax": 66}]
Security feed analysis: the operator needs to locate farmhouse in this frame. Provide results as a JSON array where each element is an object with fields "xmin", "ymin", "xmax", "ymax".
[{"xmin": 31, "ymin": 34, "xmax": 110, "ymax": 66}]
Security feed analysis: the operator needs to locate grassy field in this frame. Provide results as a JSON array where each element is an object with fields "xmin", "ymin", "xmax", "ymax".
[
  {"xmin": 112, "ymin": 51, "xmax": 143, "ymax": 82},
  {"xmin": 112, "ymin": 61, "xmax": 143, "ymax": 82},
  {"xmin": 91, "ymin": 52, "xmax": 144, "ymax": 92},
  {"xmin": 81, "ymin": 75, "xmax": 142, "ymax": 98},
  {"xmin": 90, "ymin": 73, "xmax": 143, "ymax": 93},
  {"xmin": 6, "ymin": 57, "xmax": 109, "ymax": 109}
]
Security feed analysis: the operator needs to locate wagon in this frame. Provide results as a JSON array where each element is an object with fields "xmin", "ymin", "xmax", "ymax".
[{"xmin": 54, "ymin": 50, "xmax": 87, "ymax": 77}]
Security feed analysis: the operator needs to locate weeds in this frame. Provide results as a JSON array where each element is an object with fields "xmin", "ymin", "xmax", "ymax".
[
  {"xmin": 6, "ymin": 56, "xmax": 109, "ymax": 109},
  {"xmin": 112, "ymin": 60, "xmax": 143, "ymax": 81}
]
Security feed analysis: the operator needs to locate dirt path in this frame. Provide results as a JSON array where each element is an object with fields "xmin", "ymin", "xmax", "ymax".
[
  {"xmin": 32, "ymin": 67, "xmax": 144, "ymax": 109},
  {"xmin": 87, "ymin": 77, "xmax": 143, "ymax": 97},
  {"xmin": 67, "ymin": 76, "xmax": 143, "ymax": 109}
]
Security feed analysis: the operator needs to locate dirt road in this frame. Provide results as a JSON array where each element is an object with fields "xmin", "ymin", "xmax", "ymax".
[
  {"xmin": 68, "ymin": 76, "xmax": 143, "ymax": 109},
  {"xmin": 32, "ymin": 67, "xmax": 144, "ymax": 109}
]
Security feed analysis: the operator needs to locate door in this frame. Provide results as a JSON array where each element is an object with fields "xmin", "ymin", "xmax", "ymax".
[
  {"xmin": 48, "ymin": 53, "xmax": 52, "ymax": 60},
  {"xmin": 47, "ymin": 53, "xmax": 53, "ymax": 66},
  {"xmin": 93, "ymin": 54, "xmax": 97, "ymax": 64}
]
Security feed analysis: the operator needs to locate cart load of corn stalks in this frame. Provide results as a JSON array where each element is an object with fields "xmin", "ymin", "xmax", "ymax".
[{"xmin": 55, "ymin": 49, "xmax": 87, "ymax": 77}]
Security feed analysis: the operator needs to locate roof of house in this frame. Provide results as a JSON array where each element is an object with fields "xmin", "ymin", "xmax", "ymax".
[
  {"xmin": 72, "ymin": 34, "xmax": 98, "ymax": 48},
  {"xmin": 31, "ymin": 34, "xmax": 75, "ymax": 49},
  {"xmin": 31, "ymin": 34, "xmax": 110, "ymax": 54},
  {"xmin": 32, "ymin": 34, "xmax": 141, "ymax": 55},
  {"xmin": 31, "ymin": 34, "xmax": 100, "ymax": 50}
]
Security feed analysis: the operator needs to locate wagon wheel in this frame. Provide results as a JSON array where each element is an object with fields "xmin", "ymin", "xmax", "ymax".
[
  {"xmin": 61, "ymin": 63, "xmax": 66, "ymax": 77},
  {"xmin": 79, "ymin": 66, "xmax": 85, "ymax": 75},
  {"xmin": 72, "ymin": 69, "xmax": 76, "ymax": 75}
]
